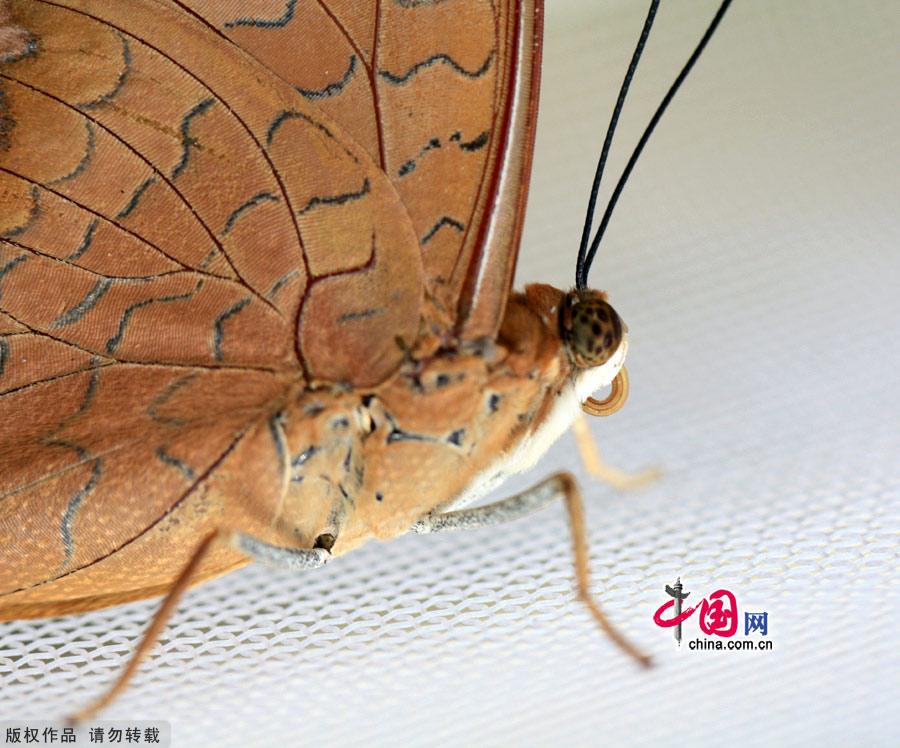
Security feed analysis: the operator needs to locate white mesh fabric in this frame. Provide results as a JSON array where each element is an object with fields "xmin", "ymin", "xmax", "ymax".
[{"xmin": 2, "ymin": 1, "xmax": 898, "ymax": 746}]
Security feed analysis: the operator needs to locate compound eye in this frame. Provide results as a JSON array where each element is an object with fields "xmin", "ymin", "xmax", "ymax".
[{"xmin": 564, "ymin": 295, "xmax": 623, "ymax": 368}]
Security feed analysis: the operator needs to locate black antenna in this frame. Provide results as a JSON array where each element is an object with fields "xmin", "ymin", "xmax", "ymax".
[
  {"xmin": 575, "ymin": 0, "xmax": 660, "ymax": 290},
  {"xmin": 576, "ymin": 0, "xmax": 734, "ymax": 290}
]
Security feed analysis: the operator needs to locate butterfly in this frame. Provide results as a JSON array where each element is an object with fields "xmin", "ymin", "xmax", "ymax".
[{"xmin": 0, "ymin": 0, "xmax": 730, "ymax": 718}]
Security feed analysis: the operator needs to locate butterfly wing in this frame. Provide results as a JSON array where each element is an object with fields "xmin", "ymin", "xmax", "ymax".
[
  {"xmin": 175, "ymin": 0, "xmax": 544, "ymax": 340},
  {"xmin": 0, "ymin": 0, "xmax": 542, "ymax": 616},
  {"xmin": 0, "ymin": 0, "xmax": 420, "ymax": 614}
]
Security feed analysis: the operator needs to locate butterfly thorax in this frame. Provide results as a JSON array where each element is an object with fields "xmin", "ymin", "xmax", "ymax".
[{"xmin": 275, "ymin": 284, "xmax": 627, "ymax": 557}]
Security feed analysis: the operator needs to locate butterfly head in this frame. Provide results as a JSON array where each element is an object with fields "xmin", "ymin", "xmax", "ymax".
[
  {"xmin": 560, "ymin": 288, "xmax": 629, "ymax": 417},
  {"xmin": 560, "ymin": 289, "xmax": 624, "ymax": 369}
]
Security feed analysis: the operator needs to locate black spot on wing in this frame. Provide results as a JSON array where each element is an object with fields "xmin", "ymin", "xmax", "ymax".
[
  {"xmin": 421, "ymin": 216, "xmax": 464, "ymax": 245},
  {"xmin": 224, "ymin": 0, "xmax": 297, "ymax": 29},
  {"xmin": 172, "ymin": 98, "xmax": 216, "ymax": 180},
  {"xmin": 378, "ymin": 50, "xmax": 495, "ymax": 86},
  {"xmin": 399, "ymin": 130, "xmax": 489, "ymax": 179},
  {"xmin": 296, "ymin": 55, "xmax": 358, "ymax": 101},
  {"xmin": 398, "ymin": 137, "xmax": 441, "ymax": 178},
  {"xmin": 0, "ymin": 337, "xmax": 8, "ymax": 377},
  {"xmin": 212, "ymin": 297, "xmax": 251, "ymax": 361},
  {"xmin": 221, "ymin": 192, "xmax": 280, "ymax": 236},
  {"xmin": 50, "ymin": 279, "xmax": 113, "ymax": 329},
  {"xmin": 446, "ymin": 428, "xmax": 465, "ymax": 446},
  {"xmin": 452, "ymin": 129, "xmax": 490, "ymax": 152},
  {"xmin": 2, "ymin": 185, "xmax": 40, "ymax": 239},
  {"xmin": 78, "ymin": 33, "xmax": 131, "ymax": 110},
  {"xmin": 297, "ymin": 177, "xmax": 370, "ymax": 217}
]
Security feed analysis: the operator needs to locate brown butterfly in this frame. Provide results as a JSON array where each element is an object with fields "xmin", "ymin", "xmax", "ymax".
[{"xmin": 0, "ymin": 0, "xmax": 730, "ymax": 719}]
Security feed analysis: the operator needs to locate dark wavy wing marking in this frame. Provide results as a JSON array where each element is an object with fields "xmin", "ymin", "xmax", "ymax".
[
  {"xmin": 105, "ymin": 281, "xmax": 203, "ymax": 354},
  {"xmin": 0, "ymin": 74, "xmax": 248, "ymax": 285},
  {"xmin": 394, "ymin": 0, "xmax": 450, "ymax": 7},
  {"xmin": 17, "ymin": 4, "xmax": 306, "ymax": 320},
  {"xmin": 78, "ymin": 32, "xmax": 131, "ymax": 110},
  {"xmin": 221, "ymin": 192, "xmax": 279, "ymax": 236},
  {"xmin": 67, "ymin": 219, "xmax": 99, "ymax": 261},
  {"xmin": 265, "ymin": 109, "xmax": 359, "ymax": 163},
  {"xmin": 171, "ymin": 97, "xmax": 216, "ymax": 179},
  {"xmin": 453, "ymin": 129, "xmax": 490, "ymax": 151},
  {"xmin": 421, "ymin": 216, "xmax": 464, "ymax": 245},
  {"xmin": 59, "ymin": 458, "xmax": 101, "ymax": 566},
  {"xmin": 338, "ymin": 308, "xmax": 381, "ymax": 323},
  {"xmin": 156, "ymin": 445, "xmax": 195, "ymax": 480},
  {"xmin": 223, "ymin": 0, "xmax": 298, "ymax": 29},
  {"xmin": 397, "ymin": 130, "xmax": 490, "ymax": 178},
  {"xmin": 296, "ymin": 177, "xmax": 370, "ymax": 217},
  {"xmin": 267, "ymin": 269, "xmax": 299, "ymax": 299},
  {"xmin": 145, "ymin": 373, "xmax": 196, "ymax": 426},
  {"xmin": 398, "ymin": 136, "xmax": 440, "ymax": 177},
  {"xmin": 212, "ymin": 297, "xmax": 251, "ymax": 361},
  {"xmin": 1, "ymin": 420, "xmax": 257, "ymax": 597},
  {"xmin": 50, "ymin": 278, "xmax": 113, "ymax": 328},
  {"xmin": 296, "ymin": 55, "xmax": 357, "ymax": 101},
  {"xmin": 116, "ymin": 176, "xmax": 157, "ymax": 220},
  {"xmin": 378, "ymin": 50, "xmax": 495, "ymax": 86},
  {"xmin": 39, "ymin": 363, "xmax": 104, "ymax": 567},
  {"xmin": 46, "ymin": 120, "xmax": 95, "ymax": 186}
]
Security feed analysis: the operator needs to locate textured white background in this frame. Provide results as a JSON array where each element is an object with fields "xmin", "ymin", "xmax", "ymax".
[{"xmin": 2, "ymin": 1, "xmax": 898, "ymax": 746}]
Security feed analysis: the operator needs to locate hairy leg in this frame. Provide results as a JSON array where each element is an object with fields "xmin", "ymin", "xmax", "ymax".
[
  {"xmin": 411, "ymin": 471, "xmax": 651, "ymax": 667},
  {"xmin": 70, "ymin": 530, "xmax": 329, "ymax": 722}
]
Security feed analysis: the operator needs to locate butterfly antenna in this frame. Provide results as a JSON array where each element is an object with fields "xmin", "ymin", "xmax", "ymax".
[
  {"xmin": 575, "ymin": 0, "xmax": 660, "ymax": 291},
  {"xmin": 576, "ymin": 0, "xmax": 734, "ymax": 290}
]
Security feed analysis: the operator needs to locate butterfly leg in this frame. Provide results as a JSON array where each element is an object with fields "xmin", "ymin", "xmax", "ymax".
[
  {"xmin": 571, "ymin": 412, "xmax": 661, "ymax": 490},
  {"xmin": 411, "ymin": 472, "xmax": 651, "ymax": 667},
  {"xmin": 70, "ymin": 529, "xmax": 328, "ymax": 722}
]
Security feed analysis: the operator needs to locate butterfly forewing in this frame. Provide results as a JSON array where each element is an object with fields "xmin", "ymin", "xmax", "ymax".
[{"xmin": 0, "ymin": 0, "xmax": 543, "ymax": 616}]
